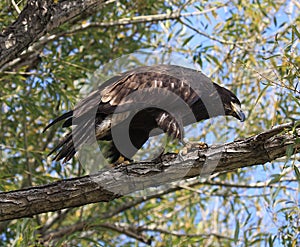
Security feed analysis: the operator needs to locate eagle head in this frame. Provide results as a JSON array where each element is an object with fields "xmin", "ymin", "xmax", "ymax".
[{"xmin": 216, "ymin": 84, "xmax": 246, "ymax": 122}]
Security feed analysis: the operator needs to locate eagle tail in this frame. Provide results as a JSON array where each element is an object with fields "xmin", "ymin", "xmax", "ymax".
[
  {"xmin": 49, "ymin": 118, "xmax": 96, "ymax": 162},
  {"xmin": 43, "ymin": 111, "xmax": 73, "ymax": 132},
  {"xmin": 52, "ymin": 134, "xmax": 75, "ymax": 162},
  {"xmin": 52, "ymin": 137, "xmax": 123, "ymax": 164}
]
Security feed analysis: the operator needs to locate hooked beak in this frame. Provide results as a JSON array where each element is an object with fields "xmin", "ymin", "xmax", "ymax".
[{"xmin": 231, "ymin": 102, "xmax": 246, "ymax": 122}]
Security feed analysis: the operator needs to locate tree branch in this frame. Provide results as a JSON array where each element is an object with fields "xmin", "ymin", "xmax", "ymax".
[
  {"xmin": 43, "ymin": 222, "xmax": 152, "ymax": 245},
  {"xmin": 0, "ymin": 122, "xmax": 299, "ymax": 222},
  {"xmin": 138, "ymin": 225, "xmax": 237, "ymax": 241},
  {"xmin": 0, "ymin": 0, "xmax": 111, "ymax": 70},
  {"xmin": 63, "ymin": 2, "xmax": 230, "ymax": 33}
]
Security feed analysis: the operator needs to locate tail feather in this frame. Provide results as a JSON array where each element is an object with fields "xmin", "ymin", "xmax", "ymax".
[
  {"xmin": 45, "ymin": 109, "xmax": 126, "ymax": 163},
  {"xmin": 47, "ymin": 133, "xmax": 72, "ymax": 157},
  {"xmin": 62, "ymin": 117, "xmax": 73, "ymax": 128},
  {"xmin": 43, "ymin": 111, "xmax": 73, "ymax": 132},
  {"xmin": 50, "ymin": 118, "xmax": 98, "ymax": 162},
  {"xmin": 53, "ymin": 138, "xmax": 76, "ymax": 163}
]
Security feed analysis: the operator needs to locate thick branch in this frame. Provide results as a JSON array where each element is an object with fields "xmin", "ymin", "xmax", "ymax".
[
  {"xmin": 0, "ymin": 122, "xmax": 299, "ymax": 221},
  {"xmin": 0, "ymin": 0, "xmax": 110, "ymax": 70}
]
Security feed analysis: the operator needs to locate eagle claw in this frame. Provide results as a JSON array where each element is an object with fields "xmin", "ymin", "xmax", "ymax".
[
  {"xmin": 180, "ymin": 141, "xmax": 208, "ymax": 156},
  {"xmin": 112, "ymin": 155, "xmax": 132, "ymax": 167}
]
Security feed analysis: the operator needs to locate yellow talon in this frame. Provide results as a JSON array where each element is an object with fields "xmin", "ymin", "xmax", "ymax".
[
  {"xmin": 112, "ymin": 155, "xmax": 131, "ymax": 166},
  {"xmin": 180, "ymin": 140, "xmax": 208, "ymax": 156}
]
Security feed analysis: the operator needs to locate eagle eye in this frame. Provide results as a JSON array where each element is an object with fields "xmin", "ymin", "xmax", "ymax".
[{"xmin": 230, "ymin": 96, "xmax": 239, "ymax": 104}]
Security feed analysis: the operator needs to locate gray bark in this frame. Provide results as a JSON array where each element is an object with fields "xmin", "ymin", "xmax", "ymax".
[
  {"xmin": 0, "ymin": 0, "xmax": 109, "ymax": 70},
  {"xmin": 0, "ymin": 122, "xmax": 299, "ymax": 221}
]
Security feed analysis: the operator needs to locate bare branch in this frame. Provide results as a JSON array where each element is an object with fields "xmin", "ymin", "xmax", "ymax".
[
  {"xmin": 0, "ymin": 122, "xmax": 299, "ymax": 222},
  {"xmin": 43, "ymin": 222, "xmax": 152, "ymax": 245},
  {"xmin": 98, "ymin": 222, "xmax": 152, "ymax": 245},
  {"xmin": 179, "ymin": 19, "xmax": 249, "ymax": 48},
  {"xmin": 100, "ymin": 184, "xmax": 183, "ymax": 219},
  {"xmin": 65, "ymin": 2, "xmax": 230, "ymax": 33},
  {"xmin": 201, "ymin": 179, "xmax": 299, "ymax": 190},
  {"xmin": 139, "ymin": 225, "xmax": 237, "ymax": 241},
  {"xmin": 11, "ymin": 0, "xmax": 21, "ymax": 14}
]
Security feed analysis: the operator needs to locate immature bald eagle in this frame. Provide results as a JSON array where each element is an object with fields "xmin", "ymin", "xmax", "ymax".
[{"xmin": 44, "ymin": 65, "xmax": 245, "ymax": 163}]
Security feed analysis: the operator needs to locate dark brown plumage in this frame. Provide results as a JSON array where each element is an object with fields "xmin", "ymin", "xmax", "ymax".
[{"xmin": 44, "ymin": 65, "xmax": 245, "ymax": 163}]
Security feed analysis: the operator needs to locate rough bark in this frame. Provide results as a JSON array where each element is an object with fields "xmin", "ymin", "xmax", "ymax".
[
  {"xmin": 0, "ymin": 122, "xmax": 299, "ymax": 222},
  {"xmin": 0, "ymin": 0, "xmax": 109, "ymax": 70}
]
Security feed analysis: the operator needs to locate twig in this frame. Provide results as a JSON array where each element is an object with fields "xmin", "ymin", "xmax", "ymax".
[
  {"xmin": 11, "ymin": 0, "xmax": 21, "ymax": 14},
  {"xmin": 43, "ymin": 222, "xmax": 152, "ymax": 245},
  {"xmin": 98, "ymin": 222, "xmax": 152, "ymax": 245},
  {"xmin": 138, "ymin": 225, "xmax": 237, "ymax": 241},
  {"xmin": 179, "ymin": 19, "xmax": 252, "ymax": 48},
  {"xmin": 240, "ymin": 62, "xmax": 300, "ymax": 94},
  {"xmin": 291, "ymin": 0, "xmax": 300, "ymax": 9}
]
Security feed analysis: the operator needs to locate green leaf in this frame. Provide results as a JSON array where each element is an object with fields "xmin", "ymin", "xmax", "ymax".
[
  {"xmin": 294, "ymin": 165, "xmax": 300, "ymax": 181},
  {"xmin": 234, "ymin": 220, "xmax": 240, "ymax": 243},
  {"xmin": 268, "ymin": 235, "xmax": 276, "ymax": 247},
  {"xmin": 257, "ymin": 0, "xmax": 268, "ymax": 17},
  {"xmin": 205, "ymin": 54, "xmax": 221, "ymax": 67},
  {"xmin": 292, "ymin": 25, "xmax": 300, "ymax": 40},
  {"xmin": 262, "ymin": 54, "xmax": 281, "ymax": 60},
  {"xmin": 273, "ymin": 16, "xmax": 277, "ymax": 27},
  {"xmin": 286, "ymin": 144, "xmax": 294, "ymax": 158},
  {"xmin": 248, "ymin": 84, "xmax": 270, "ymax": 118},
  {"xmin": 268, "ymin": 174, "xmax": 282, "ymax": 185},
  {"xmin": 284, "ymin": 44, "xmax": 293, "ymax": 53},
  {"xmin": 182, "ymin": 35, "xmax": 194, "ymax": 47}
]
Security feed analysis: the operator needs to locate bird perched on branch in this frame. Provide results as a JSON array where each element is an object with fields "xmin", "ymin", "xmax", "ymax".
[{"xmin": 44, "ymin": 65, "xmax": 245, "ymax": 164}]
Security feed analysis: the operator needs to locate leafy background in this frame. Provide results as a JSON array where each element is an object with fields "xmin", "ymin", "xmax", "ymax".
[{"xmin": 0, "ymin": 0, "xmax": 299, "ymax": 246}]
